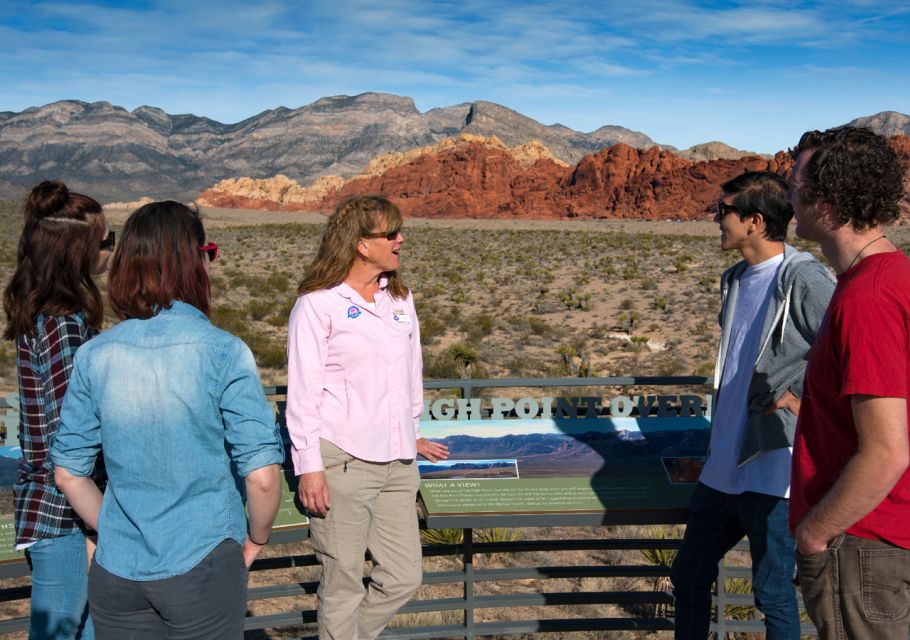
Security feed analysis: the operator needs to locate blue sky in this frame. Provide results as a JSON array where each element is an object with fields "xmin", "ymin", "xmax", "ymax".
[{"xmin": 1, "ymin": 0, "xmax": 908, "ymax": 153}]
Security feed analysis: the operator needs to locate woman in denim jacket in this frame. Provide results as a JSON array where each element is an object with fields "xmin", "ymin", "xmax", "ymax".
[
  {"xmin": 3, "ymin": 180, "xmax": 112, "ymax": 640},
  {"xmin": 51, "ymin": 201, "xmax": 284, "ymax": 639}
]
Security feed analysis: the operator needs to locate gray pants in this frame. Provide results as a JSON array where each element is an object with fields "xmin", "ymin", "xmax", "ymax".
[
  {"xmin": 309, "ymin": 439, "xmax": 422, "ymax": 640},
  {"xmin": 796, "ymin": 533, "xmax": 910, "ymax": 640},
  {"xmin": 87, "ymin": 539, "xmax": 247, "ymax": 640}
]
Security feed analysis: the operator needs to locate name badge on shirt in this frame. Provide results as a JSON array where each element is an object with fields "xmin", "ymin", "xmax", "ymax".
[{"xmin": 392, "ymin": 308, "xmax": 411, "ymax": 323}]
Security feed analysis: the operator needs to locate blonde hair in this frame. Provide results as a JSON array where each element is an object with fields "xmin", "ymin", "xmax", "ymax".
[{"xmin": 298, "ymin": 196, "xmax": 409, "ymax": 299}]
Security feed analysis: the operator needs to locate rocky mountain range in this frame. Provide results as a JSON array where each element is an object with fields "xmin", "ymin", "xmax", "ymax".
[
  {"xmin": 3, "ymin": 94, "xmax": 906, "ymax": 219},
  {"xmin": 0, "ymin": 93, "xmax": 663, "ymax": 202}
]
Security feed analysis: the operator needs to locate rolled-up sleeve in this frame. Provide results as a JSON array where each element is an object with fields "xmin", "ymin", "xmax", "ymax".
[
  {"xmin": 50, "ymin": 350, "xmax": 101, "ymax": 477},
  {"xmin": 286, "ymin": 295, "xmax": 331, "ymax": 474},
  {"xmin": 408, "ymin": 294, "xmax": 424, "ymax": 438},
  {"xmin": 220, "ymin": 340, "xmax": 284, "ymax": 477}
]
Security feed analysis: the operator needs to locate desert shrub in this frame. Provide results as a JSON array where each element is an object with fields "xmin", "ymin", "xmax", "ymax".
[
  {"xmin": 210, "ymin": 305, "xmax": 247, "ymax": 335},
  {"xmin": 267, "ymin": 272, "xmax": 291, "ymax": 290},
  {"xmin": 420, "ymin": 527, "xmax": 521, "ymax": 546},
  {"xmin": 617, "ymin": 311, "xmax": 641, "ymax": 334},
  {"xmin": 674, "ymin": 253, "xmax": 694, "ymax": 273},
  {"xmin": 559, "ymin": 289, "xmax": 590, "ymax": 310},
  {"xmin": 526, "ymin": 316, "xmax": 553, "ymax": 337},
  {"xmin": 245, "ymin": 300, "xmax": 273, "ymax": 322},
  {"xmin": 419, "ymin": 314, "xmax": 446, "ymax": 345},
  {"xmin": 555, "ymin": 343, "xmax": 593, "ymax": 377},
  {"xmin": 424, "ymin": 343, "xmax": 485, "ymax": 379},
  {"xmin": 462, "ymin": 313, "xmax": 494, "ymax": 341}
]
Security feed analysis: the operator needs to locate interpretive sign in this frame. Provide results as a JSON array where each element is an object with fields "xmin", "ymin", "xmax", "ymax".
[
  {"xmin": 271, "ymin": 463, "xmax": 309, "ymax": 530},
  {"xmin": 418, "ymin": 393, "xmax": 710, "ymax": 516}
]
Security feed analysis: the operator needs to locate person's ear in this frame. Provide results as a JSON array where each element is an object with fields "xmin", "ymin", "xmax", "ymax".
[{"xmin": 356, "ymin": 238, "xmax": 369, "ymax": 260}]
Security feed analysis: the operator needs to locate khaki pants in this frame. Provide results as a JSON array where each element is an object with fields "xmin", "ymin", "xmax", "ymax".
[
  {"xmin": 796, "ymin": 533, "xmax": 910, "ymax": 640},
  {"xmin": 309, "ymin": 439, "xmax": 422, "ymax": 640}
]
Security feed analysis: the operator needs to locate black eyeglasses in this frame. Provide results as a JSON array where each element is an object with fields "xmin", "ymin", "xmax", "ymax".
[
  {"xmin": 100, "ymin": 231, "xmax": 115, "ymax": 250},
  {"xmin": 716, "ymin": 202, "xmax": 741, "ymax": 219},
  {"xmin": 363, "ymin": 228, "xmax": 401, "ymax": 241},
  {"xmin": 199, "ymin": 242, "xmax": 219, "ymax": 262}
]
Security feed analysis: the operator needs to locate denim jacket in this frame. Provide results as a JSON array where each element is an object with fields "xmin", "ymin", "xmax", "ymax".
[{"xmin": 50, "ymin": 301, "xmax": 284, "ymax": 581}]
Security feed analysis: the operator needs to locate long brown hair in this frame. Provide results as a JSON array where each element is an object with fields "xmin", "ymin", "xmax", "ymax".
[
  {"xmin": 3, "ymin": 181, "xmax": 105, "ymax": 340},
  {"xmin": 298, "ymin": 195, "xmax": 409, "ymax": 299},
  {"xmin": 108, "ymin": 201, "xmax": 210, "ymax": 319}
]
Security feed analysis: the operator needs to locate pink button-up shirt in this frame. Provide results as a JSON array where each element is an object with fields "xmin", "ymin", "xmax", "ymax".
[{"xmin": 286, "ymin": 281, "xmax": 423, "ymax": 474}]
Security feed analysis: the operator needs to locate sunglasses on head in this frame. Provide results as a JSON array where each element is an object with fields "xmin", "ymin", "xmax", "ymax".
[
  {"xmin": 199, "ymin": 242, "xmax": 218, "ymax": 262},
  {"xmin": 363, "ymin": 227, "xmax": 401, "ymax": 241},
  {"xmin": 100, "ymin": 231, "xmax": 115, "ymax": 250}
]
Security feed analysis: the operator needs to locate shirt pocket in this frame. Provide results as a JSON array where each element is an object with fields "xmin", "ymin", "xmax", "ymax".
[{"xmin": 383, "ymin": 322, "xmax": 413, "ymax": 364}]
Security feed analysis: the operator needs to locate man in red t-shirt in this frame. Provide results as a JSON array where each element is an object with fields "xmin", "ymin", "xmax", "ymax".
[{"xmin": 788, "ymin": 126, "xmax": 910, "ymax": 639}]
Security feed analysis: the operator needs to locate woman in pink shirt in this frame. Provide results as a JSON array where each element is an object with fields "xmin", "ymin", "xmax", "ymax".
[{"xmin": 286, "ymin": 195, "xmax": 448, "ymax": 640}]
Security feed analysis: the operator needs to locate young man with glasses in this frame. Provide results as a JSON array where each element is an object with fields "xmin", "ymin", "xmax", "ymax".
[
  {"xmin": 788, "ymin": 127, "xmax": 910, "ymax": 640},
  {"xmin": 671, "ymin": 171, "xmax": 835, "ymax": 639}
]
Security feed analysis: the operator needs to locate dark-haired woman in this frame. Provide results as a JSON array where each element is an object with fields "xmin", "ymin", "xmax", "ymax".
[
  {"xmin": 2, "ymin": 180, "xmax": 112, "ymax": 640},
  {"xmin": 286, "ymin": 195, "xmax": 448, "ymax": 639},
  {"xmin": 50, "ymin": 201, "xmax": 283, "ymax": 639}
]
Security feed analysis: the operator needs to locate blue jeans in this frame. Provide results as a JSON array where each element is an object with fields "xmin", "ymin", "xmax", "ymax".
[
  {"xmin": 671, "ymin": 482, "xmax": 799, "ymax": 640},
  {"xmin": 26, "ymin": 529, "xmax": 94, "ymax": 640}
]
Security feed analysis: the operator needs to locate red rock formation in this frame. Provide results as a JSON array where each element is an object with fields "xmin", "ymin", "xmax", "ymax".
[{"xmin": 198, "ymin": 135, "xmax": 910, "ymax": 221}]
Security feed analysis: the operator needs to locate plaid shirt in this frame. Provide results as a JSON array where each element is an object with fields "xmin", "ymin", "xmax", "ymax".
[{"xmin": 13, "ymin": 313, "xmax": 105, "ymax": 545}]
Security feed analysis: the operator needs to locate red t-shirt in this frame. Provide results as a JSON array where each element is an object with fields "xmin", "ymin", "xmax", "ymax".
[{"xmin": 790, "ymin": 251, "xmax": 910, "ymax": 548}]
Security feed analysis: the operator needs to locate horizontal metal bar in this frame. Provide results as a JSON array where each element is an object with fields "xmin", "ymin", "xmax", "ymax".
[
  {"xmin": 422, "ymin": 565, "xmax": 670, "ymax": 585},
  {"xmin": 0, "ymin": 585, "xmax": 30, "ymax": 602},
  {"xmin": 467, "ymin": 617, "xmax": 677, "ymax": 633},
  {"xmin": 0, "ymin": 616, "xmax": 27, "ymax": 634},
  {"xmin": 249, "ymin": 554, "xmax": 319, "ymax": 571},
  {"xmin": 454, "ymin": 590, "xmax": 675, "ymax": 609},
  {"xmin": 244, "ymin": 608, "xmax": 316, "ymax": 630},
  {"xmin": 248, "ymin": 581, "xmax": 318, "ymax": 600},
  {"xmin": 423, "ymin": 537, "xmax": 682, "ymax": 555},
  {"xmin": 264, "ymin": 375, "xmax": 713, "ymax": 398},
  {"xmin": 422, "ymin": 376, "xmax": 712, "ymax": 390},
  {"xmin": 722, "ymin": 566, "xmax": 752, "ymax": 579},
  {"xmin": 376, "ymin": 624, "xmax": 470, "ymax": 639},
  {"xmin": 423, "ymin": 510, "xmax": 689, "ymax": 528},
  {"xmin": 0, "ymin": 562, "xmax": 29, "ymax": 580}
]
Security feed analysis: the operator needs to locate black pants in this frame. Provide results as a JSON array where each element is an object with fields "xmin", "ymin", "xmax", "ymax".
[{"xmin": 88, "ymin": 539, "xmax": 247, "ymax": 640}]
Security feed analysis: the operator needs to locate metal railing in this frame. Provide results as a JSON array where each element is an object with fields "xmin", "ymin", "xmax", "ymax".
[{"xmin": 0, "ymin": 376, "xmax": 819, "ymax": 637}]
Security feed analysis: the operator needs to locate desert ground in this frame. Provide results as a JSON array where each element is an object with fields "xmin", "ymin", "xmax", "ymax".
[
  {"xmin": 1, "ymin": 202, "xmax": 908, "ymax": 638},
  {"xmin": 9, "ymin": 203, "xmax": 908, "ymax": 395}
]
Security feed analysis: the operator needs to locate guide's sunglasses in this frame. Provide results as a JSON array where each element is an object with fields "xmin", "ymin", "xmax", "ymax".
[
  {"xmin": 363, "ymin": 227, "xmax": 401, "ymax": 241},
  {"xmin": 99, "ymin": 231, "xmax": 115, "ymax": 250},
  {"xmin": 199, "ymin": 242, "xmax": 219, "ymax": 262}
]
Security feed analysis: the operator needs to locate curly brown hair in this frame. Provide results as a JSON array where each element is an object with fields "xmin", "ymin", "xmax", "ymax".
[{"xmin": 792, "ymin": 126, "xmax": 905, "ymax": 231}]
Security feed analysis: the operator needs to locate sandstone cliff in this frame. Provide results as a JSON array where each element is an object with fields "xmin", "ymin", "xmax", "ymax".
[
  {"xmin": 199, "ymin": 134, "xmax": 910, "ymax": 221},
  {"xmin": 199, "ymin": 136, "xmax": 792, "ymax": 219}
]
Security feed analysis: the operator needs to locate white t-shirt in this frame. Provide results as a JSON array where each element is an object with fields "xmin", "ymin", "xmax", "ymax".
[{"xmin": 699, "ymin": 253, "xmax": 792, "ymax": 498}]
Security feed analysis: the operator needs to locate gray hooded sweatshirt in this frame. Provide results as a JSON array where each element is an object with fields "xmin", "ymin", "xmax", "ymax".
[{"xmin": 715, "ymin": 244, "xmax": 835, "ymax": 467}]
